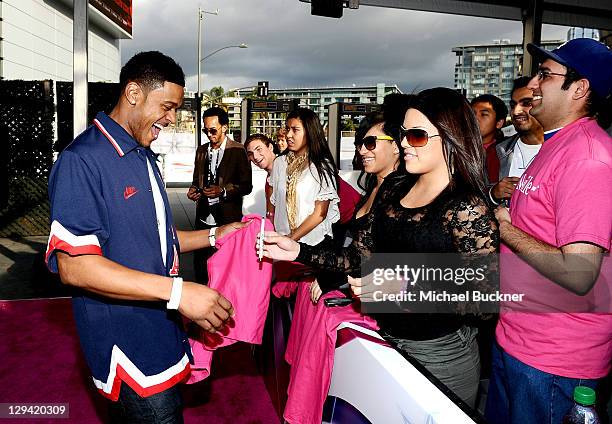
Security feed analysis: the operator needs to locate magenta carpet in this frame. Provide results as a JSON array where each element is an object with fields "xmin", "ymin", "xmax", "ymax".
[{"xmin": 0, "ymin": 298, "xmax": 280, "ymax": 424}]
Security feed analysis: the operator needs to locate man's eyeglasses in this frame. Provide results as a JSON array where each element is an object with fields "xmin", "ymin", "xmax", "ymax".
[
  {"xmin": 536, "ymin": 69, "xmax": 567, "ymax": 80},
  {"xmin": 354, "ymin": 135, "xmax": 394, "ymax": 151},
  {"xmin": 203, "ymin": 126, "xmax": 221, "ymax": 135},
  {"xmin": 399, "ymin": 127, "xmax": 441, "ymax": 147}
]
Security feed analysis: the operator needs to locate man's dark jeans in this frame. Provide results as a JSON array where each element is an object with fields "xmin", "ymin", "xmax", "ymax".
[
  {"xmin": 107, "ymin": 383, "xmax": 183, "ymax": 424},
  {"xmin": 485, "ymin": 341, "xmax": 599, "ymax": 423}
]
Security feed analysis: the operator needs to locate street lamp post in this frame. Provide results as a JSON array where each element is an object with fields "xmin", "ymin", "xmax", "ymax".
[
  {"xmin": 199, "ymin": 44, "xmax": 248, "ymax": 111},
  {"xmin": 196, "ymin": 7, "xmax": 218, "ymax": 147},
  {"xmin": 196, "ymin": 8, "xmax": 249, "ymax": 147},
  {"xmin": 201, "ymin": 44, "xmax": 248, "ymax": 63}
]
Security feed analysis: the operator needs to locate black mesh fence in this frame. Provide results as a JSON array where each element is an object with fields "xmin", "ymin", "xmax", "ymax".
[
  {"xmin": 56, "ymin": 81, "xmax": 120, "ymax": 152},
  {"xmin": 0, "ymin": 80, "xmax": 120, "ymax": 236},
  {"xmin": 0, "ymin": 80, "xmax": 54, "ymax": 237}
]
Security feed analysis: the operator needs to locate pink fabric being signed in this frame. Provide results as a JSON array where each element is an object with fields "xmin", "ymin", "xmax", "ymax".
[
  {"xmin": 272, "ymin": 261, "xmax": 314, "ymax": 298},
  {"xmin": 187, "ymin": 215, "xmax": 274, "ymax": 384},
  {"xmin": 281, "ymin": 283, "xmax": 378, "ymax": 424},
  {"xmin": 271, "ymin": 281, "xmax": 299, "ymax": 298}
]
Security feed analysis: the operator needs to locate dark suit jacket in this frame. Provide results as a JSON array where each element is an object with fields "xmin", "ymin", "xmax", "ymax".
[{"xmin": 192, "ymin": 138, "xmax": 252, "ymax": 225}]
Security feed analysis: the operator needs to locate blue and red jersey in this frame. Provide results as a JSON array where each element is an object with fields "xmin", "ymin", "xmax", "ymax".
[{"xmin": 46, "ymin": 112, "xmax": 191, "ymax": 400}]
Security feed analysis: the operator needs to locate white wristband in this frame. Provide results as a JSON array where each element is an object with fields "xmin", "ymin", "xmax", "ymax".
[
  {"xmin": 166, "ymin": 277, "xmax": 183, "ymax": 310},
  {"xmin": 209, "ymin": 226, "xmax": 217, "ymax": 248}
]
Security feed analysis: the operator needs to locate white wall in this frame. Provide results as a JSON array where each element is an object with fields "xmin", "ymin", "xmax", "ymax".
[{"xmin": 1, "ymin": 0, "xmax": 120, "ymax": 82}]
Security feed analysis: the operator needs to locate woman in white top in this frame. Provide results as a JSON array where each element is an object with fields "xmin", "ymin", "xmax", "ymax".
[{"xmin": 270, "ymin": 108, "xmax": 339, "ymax": 246}]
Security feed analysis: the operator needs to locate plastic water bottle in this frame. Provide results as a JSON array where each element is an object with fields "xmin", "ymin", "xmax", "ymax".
[{"xmin": 562, "ymin": 386, "xmax": 600, "ymax": 424}]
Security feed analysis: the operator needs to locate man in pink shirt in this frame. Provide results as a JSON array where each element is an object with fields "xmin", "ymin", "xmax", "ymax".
[{"xmin": 485, "ymin": 38, "xmax": 612, "ymax": 423}]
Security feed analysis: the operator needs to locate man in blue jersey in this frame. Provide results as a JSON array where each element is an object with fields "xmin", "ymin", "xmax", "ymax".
[{"xmin": 46, "ymin": 51, "xmax": 238, "ymax": 423}]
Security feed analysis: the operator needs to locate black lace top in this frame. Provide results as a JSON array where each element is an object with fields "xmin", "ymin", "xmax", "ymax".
[{"xmin": 296, "ymin": 176, "xmax": 499, "ymax": 340}]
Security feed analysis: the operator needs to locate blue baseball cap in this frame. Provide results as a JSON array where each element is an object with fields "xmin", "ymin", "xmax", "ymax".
[{"xmin": 527, "ymin": 38, "xmax": 612, "ymax": 99}]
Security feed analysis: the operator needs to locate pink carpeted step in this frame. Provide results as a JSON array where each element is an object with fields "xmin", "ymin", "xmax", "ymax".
[{"xmin": 0, "ymin": 298, "xmax": 279, "ymax": 424}]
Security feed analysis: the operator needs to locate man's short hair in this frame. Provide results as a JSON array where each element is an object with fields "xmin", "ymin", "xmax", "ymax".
[
  {"xmin": 119, "ymin": 51, "xmax": 185, "ymax": 93},
  {"xmin": 471, "ymin": 94, "xmax": 509, "ymax": 123},
  {"xmin": 203, "ymin": 107, "xmax": 229, "ymax": 126},
  {"xmin": 511, "ymin": 77, "xmax": 532, "ymax": 97},
  {"xmin": 244, "ymin": 133, "xmax": 272, "ymax": 149}
]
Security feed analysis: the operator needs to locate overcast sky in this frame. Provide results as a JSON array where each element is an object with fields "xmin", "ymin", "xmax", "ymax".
[{"xmin": 120, "ymin": 0, "xmax": 570, "ymax": 94}]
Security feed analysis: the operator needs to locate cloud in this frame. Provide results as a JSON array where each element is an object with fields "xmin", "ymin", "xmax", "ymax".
[{"xmin": 121, "ymin": 0, "xmax": 569, "ymax": 93}]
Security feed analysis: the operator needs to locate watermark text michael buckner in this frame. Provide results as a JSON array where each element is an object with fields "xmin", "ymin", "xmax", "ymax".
[
  {"xmin": 372, "ymin": 289, "xmax": 524, "ymax": 303},
  {"xmin": 358, "ymin": 252, "xmax": 612, "ymax": 314},
  {"xmin": 370, "ymin": 263, "xmax": 520, "ymax": 303},
  {"xmin": 359, "ymin": 253, "xmax": 503, "ymax": 314}
]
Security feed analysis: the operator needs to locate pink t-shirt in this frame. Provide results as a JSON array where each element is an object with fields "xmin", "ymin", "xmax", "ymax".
[
  {"xmin": 284, "ymin": 284, "xmax": 377, "ymax": 424},
  {"xmin": 496, "ymin": 117, "xmax": 612, "ymax": 379},
  {"xmin": 187, "ymin": 215, "xmax": 274, "ymax": 384}
]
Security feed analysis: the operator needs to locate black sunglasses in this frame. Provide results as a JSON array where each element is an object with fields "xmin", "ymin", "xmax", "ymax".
[
  {"xmin": 354, "ymin": 135, "xmax": 394, "ymax": 151},
  {"xmin": 399, "ymin": 127, "xmax": 441, "ymax": 147},
  {"xmin": 203, "ymin": 126, "xmax": 220, "ymax": 135}
]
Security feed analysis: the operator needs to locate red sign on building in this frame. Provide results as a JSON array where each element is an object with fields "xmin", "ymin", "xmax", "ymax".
[{"xmin": 90, "ymin": 0, "xmax": 132, "ymax": 36}]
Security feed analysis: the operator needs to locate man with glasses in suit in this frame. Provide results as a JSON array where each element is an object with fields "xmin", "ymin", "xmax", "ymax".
[{"xmin": 188, "ymin": 106, "xmax": 252, "ymax": 283}]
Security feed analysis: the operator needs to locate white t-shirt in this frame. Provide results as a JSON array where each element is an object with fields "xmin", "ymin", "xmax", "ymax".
[
  {"xmin": 146, "ymin": 158, "xmax": 167, "ymax": 266},
  {"xmin": 508, "ymin": 139, "xmax": 542, "ymax": 178},
  {"xmin": 203, "ymin": 138, "xmax": 227, "ymax": 225},
  {"xmin": 270, "ymin": 155, "xmax": 339, "ymax": 246}
]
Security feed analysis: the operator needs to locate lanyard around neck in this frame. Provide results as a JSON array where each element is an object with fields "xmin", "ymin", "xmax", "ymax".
[{"xmin": 207, "ymin": 144, "xmax": 222, "ymax": 185}]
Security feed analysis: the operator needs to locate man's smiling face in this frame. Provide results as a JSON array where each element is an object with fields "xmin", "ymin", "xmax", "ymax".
[
  {"xmin": 510, "ymin": 86, "xmax": 539, "ymax": 134},
  {"xmin": 130, "ymin": 81, "xmax": 184, "ymax": 148}
]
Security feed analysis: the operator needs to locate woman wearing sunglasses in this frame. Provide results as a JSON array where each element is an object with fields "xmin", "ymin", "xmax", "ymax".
[
  {"xmin": 354, "ymin": 111, "xmax": 404, "ymax": 209},
  {"xmin": 308, "ymin": 110, "xmax": 407, "ymax": 304},
  {"xmin": 261, "ymin": 88, "xmax": 499, "ymax": 408}
]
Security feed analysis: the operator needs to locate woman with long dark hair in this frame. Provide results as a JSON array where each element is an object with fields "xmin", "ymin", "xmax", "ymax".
[
  {"xmin": 355, "ymin": 95, "xmax": 412, "ymax": 198},
  {"xmin": 261, "ymin": 88, "xmax": 499, "ymax": 407},
  {"xmin": 269, "ymin": 107, "xmax": 339, "ymax": 245},
  {"xmin": 353, "ymin": 110, "xmax": 405, "ymax": 225},
  {"xmin": 310, "ymin": 109, "xmax": 407, "ymax": 303}
]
